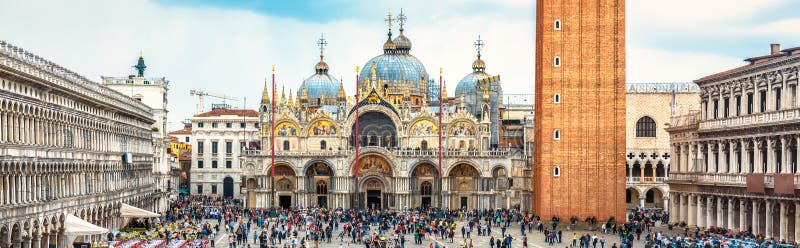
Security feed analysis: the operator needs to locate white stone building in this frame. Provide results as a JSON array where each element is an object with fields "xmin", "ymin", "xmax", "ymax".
[
  {"xmin": 0, "ymin": 41, "xmax": 161, "ymax": 248},
  {"xmin": 189, "ymin": 106, "xmax": 259, "ymax": 199},
  {"xmin": 667, "ymin": 44, "xmax": 800, "ymax": 242},
  {"xmin": 102, "ymin": 54, "xmax": 174, "ymax": 211},
  {"xmin": 625, "ymin": 82, "xmax": 700, "ymax": 210}
]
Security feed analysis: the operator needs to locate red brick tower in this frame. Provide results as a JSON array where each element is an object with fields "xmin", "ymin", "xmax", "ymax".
[{"xmin": 533, "ymin": 0, "xmax": 626, "ymax": 221}]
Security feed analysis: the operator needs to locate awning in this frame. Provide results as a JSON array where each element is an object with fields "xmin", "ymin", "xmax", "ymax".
[
  {"xmin": 120, "ymin": 203, "xmax": 160, "ymax": 218},
  {"xmin": 63, "ymin": 214, "xmax": 109, "ymax": 236}
]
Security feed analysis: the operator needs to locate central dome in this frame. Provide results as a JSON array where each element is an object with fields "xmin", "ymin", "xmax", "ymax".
[{"xmin": 359, "ymin": 53, "xmax": 428, "ymax": 89}]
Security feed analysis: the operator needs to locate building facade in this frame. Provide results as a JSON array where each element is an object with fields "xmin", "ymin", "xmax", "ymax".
[
  {"xmin": 667, "ymin": 44, "xmax": 800, "ymax": 242},
  {"xmin": 0, "ymin": 41, "xmax": 161, "ymax": 248},
  {"xmin": 625, "ymin": 82, "xmax": 700, "ymax": 210},
  {"xmin": 102, "ymin": 55, "xmax": 174, "ymax": 211},
  {"xmin": 189, "ymin": 107, "xmax": 259, "ymax": 199},
  {"xmin": 533, "ymin": 0, "xmax": 627, "ymax": 220},
  {"xmin": 241, "ymin": 11, "xmax": 531, "ymax": 210}
]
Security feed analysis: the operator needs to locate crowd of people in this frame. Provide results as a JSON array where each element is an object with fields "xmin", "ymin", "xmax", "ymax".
[{"xmin": 103, "ymin": 197, "xmax": 800, "ymax": 248}]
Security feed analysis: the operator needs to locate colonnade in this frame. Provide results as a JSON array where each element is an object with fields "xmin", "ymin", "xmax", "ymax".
[
  {"xmin": 672, "ymin": 135, "xmax": 799, "ymax": 175},
  {"xmin": 670, "ymin": 193, "xmax": 800, "ymax": 242}
]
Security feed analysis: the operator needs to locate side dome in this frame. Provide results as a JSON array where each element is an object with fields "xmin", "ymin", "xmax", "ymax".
[
  {"xmin": 393, "ymin": 33, "xmax": 412, "ymax": 51},
  {"xmin": 455, "ymin": 71, "xmax": 491, "ymax": 99}
]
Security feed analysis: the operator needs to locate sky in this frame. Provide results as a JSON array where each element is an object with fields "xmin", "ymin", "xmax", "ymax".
[{"xmin": 1, "ymin": 0, "xmax": 799, "ymax": 131}]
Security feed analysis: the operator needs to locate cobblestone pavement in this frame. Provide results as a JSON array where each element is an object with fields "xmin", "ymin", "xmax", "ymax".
[{"xmin": 234, "ymin": 221, "xmax": 676, "ymax": 248}]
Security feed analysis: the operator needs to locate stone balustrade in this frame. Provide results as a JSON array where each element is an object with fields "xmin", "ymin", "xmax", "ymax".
[
  {"xmin": 0, "ymin": 40, "xmax": 152, "ymax": 120},
  {"xmin": 699, "ymin": 108, "xmax": 800, "ymax": 131}
]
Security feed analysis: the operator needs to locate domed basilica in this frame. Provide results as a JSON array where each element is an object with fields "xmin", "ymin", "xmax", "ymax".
[{"xmin": 242, "ymin": 10, "xmax": 530, "ymax": 210}]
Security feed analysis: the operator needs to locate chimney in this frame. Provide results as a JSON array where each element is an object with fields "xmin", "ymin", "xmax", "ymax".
[{"xmin": 771, "ymin": 44, "xmax": 781, "ymax": 55}]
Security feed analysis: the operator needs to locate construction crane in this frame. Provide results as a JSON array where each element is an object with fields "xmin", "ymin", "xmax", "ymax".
[{"xmin": 189, "ymin": 89, "xmax": 239, "ymax": 113}]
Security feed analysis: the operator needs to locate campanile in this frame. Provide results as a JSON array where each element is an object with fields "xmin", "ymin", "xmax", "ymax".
[{"xmin": 533, "ymin": 0, "xmax": 626, "ymax": 221}]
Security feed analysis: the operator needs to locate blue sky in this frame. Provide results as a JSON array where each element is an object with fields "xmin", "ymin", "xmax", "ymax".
[{"xmin": 1, "ymin": 0, "xmax": 799, "ymax": 131}]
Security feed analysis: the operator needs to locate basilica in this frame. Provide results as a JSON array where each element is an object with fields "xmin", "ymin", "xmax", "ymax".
[{"xmin": 241, "ymin": 11, "xmax": 532, "ymax": 210}]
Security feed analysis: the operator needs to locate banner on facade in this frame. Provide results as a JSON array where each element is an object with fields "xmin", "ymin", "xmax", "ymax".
[
  {"xmin": 773, "ymin": 174, "xmax": 795, "ymax": 195},
  {"xmin": 746, "ymin": 174, "xmax": 765, "ymax": 193}
]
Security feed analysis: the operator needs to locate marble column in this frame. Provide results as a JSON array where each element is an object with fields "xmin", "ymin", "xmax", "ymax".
[
  {"xmin": 639, "ymin": 197, "xmax": 646, "ymax": 208},
  {"xmin": 765, "ymin": 200, "xmax": 774, "ymax": 238},
  {"xmin": 717, "ymin": 197, "xmax": 725, "ymax": 228},
  {"xmin": 719, "ymin": 142, "xmax": 728, "ymax": 173},
  {"xmin": 754, "ymin": 138, "xmax": 763, "ymax": 173},
  {"xmin": 681, "ymin": 194, "xmax": 689, "ymax": 224},
  {"xmin": 669, "ymin": 193, "xmax": 678, "ymax": 224},
  {"xmin": 767, "ymin": 139, "xmax": 775, "ymax": 173},
  {"xmin": 696, "ymin": 195, "xmax": 704, "ymax": 227},
  {"xmin": 779, "ymin": 201, "xmax": 787, "ymax": 242},
  {"xmin": 708, "ymin": 143, "xmax": 716, "ymax": 173},
  {"xmin": 727, "ymin": 198, "xmax": 736, "ymax": 231},
  {"xmin": 707, "ymin": 195, "xmax": 715, "ymax": 227},
  {"xmin": 795, "ymin": 202, "xmax": 800, "ymax": 243},
  {"xmin": 739, "ymin": 199, "xmax": 748, "ymax": 232},
  {"xmin": 752, "ymin": 201, "xmax": 760, "ymax": 235}
]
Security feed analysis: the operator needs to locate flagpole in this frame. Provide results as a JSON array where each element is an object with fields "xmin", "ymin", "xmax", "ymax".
[
  {"xmin": 353, "ymin": 66, "xmax": 361, "ymax": 209},
  {"xmin": 438, "ymin": 67, "xmax": 443, "ymax": 208},
  {"xmin": 270, "ymin": 65, "xmax": 276, "ymax": 209}
]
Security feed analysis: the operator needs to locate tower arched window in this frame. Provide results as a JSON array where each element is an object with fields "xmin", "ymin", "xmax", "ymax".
[
  {"xmin": 554, "ymin": 19, "xmax": 561, "ymax": 30},
  {"xmin": 635, "ymin": 116, "xmax": 657, "ymax": 137},
  {"xmin": 553, "ymin": 129, "xmax": 560, "ymax": 140},
  {"xmin": 553, "ymin": 166, "xmax": 561, "ymax": 177},
  {"xmin": 554, "ymin": 93, "xmax": 561, "ymax": 104},
  {"xmin": 554, "ymin": 56, "xmax": 561, "ymax": 67}
]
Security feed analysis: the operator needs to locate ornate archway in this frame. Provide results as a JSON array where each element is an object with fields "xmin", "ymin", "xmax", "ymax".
[
  {"xmin": 448, "ymin": 163, "xmax": 480, "ymax": 210},
  {"xmin": 362, "ymin": 177, "xmax": 385, "ymax": 210},
  {"xmin": 411, "ymin": 162, "xmax": 438, "ymax": 208},
  {"xmin": 353, "ymin": 154, "xmax": 394, "ymax": 209},
  {"xmin": 306, "ymin": 161, "xmax": 334, "ymax": 207},
  {"xmin": 269, "ymin": 163, "xmax": 296, "ymax": 208}
]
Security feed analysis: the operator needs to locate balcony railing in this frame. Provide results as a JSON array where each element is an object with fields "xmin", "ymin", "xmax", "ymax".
[
  {"xmin": 667, "ymin": 172, "xmax": 800, "ymax": 189},
  {"xmin": 699, "ymin": 108, "xmax": 800, "ymax": 131},
  {"xmin": 626, "ymin": 176, "xmax": 667, "ymax": 184},
  {"xmin": 239, "ymin": 147, "xmax": 518, "ymax": 158}
]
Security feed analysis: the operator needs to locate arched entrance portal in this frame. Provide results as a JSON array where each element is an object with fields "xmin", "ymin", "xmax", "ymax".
[
  {"xmin": 411, "ymin": 163, "xmax": 438, "ymax": 208},
  {"xmin": 223, "ymin": 177, "xmax": 234, "ymax": 199},
  {"xmin": 449, "ymin": 163, "xmax": 480, "ymax": 210},
  {"xmin": 351, "ymin": 112, "xmax": 397, "ymax": 148},
  {"xmin": 626, "ymin": 188, "xmax": 640, "ymax": 208},
  {"xmin": 363, "ymin": 178, "xmax": 384, "ymax": 209},
  {"xmin": 306, "ymin": 161, "xmax": 333, "ymax": 208},
  {"xmin": 354, "ymin": 154, "xmax": 394, "ymax": 209},
  {"xmin": 272, "ymin": 164, "xmax": 296, "ymax": 209}
]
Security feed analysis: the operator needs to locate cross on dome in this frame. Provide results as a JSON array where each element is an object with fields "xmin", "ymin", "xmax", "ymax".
[
  {"xmin": 384, "ymin": 10, "xmax": 394, "ymax": 32},
  {"xmin": 473, "ymin": 35, "xmax": 485, "ymax": 58},
  {"xmin": 317, "ymin": 33, "xmax": 327, "ymax": 57},
  {"xmin": 397, "ymin": 9, "xmax": 407, "ymax": 31}
]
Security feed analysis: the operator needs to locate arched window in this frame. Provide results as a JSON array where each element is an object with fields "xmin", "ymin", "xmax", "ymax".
[
  {"xmin": 554, "ymin": 56, "xmax": 561, "ymax": 67},
  {"xmin": 553, "ymin": 166, "xmax": 561, "ymax": 177},
  {"xmin": 635, "ymin": 116, "xmax": 657, "ymax": 137},
  {"xmin": 420, "ymin": 181, "xmax": 432, "ymax": 195},
  {"xmin": 283, "ymin": 140, "xmax": 290, "ymax": 150},
  {"xmin": 553, "ymin": 129, "xmax": 560, "ymax": 140},
  {"xmin": 316, "ymin": 181, "xmax": 328, "ymax": 194},
  {"xmin": 421, "ymin": 140, "xmax": 428, "ymax": 150},
  {"xmin": 554, "ymin": 93, "xmax": 561, "ymax": 104},
  {"xmin": 554, "ymin": 19, "xmax": 561, "ymax": 30},
  {"xmin": 320, "ymin": 140, "xmax": 327, "ymax": 150}
]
